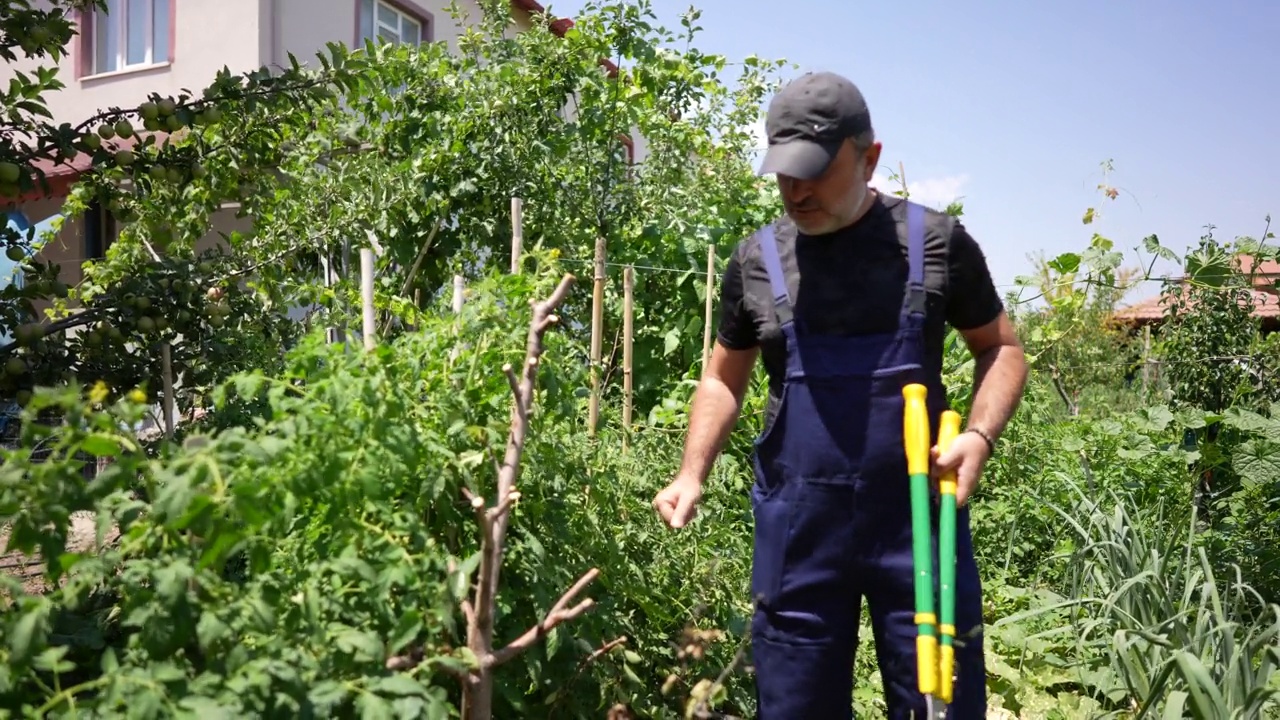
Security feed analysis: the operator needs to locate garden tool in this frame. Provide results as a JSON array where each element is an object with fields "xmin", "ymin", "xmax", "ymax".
[{"xmin": 903, "ymin": 383, "xmax": 962, "ymax": 719}]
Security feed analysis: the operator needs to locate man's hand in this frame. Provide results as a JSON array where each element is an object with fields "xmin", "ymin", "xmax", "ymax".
[
  {"xmin": 653, "ymin": 475, "xmax": 704, "ymax": 529},
  {"xmin": 931, "ymin": 431, "xmax": 991, "ymax": 507}
]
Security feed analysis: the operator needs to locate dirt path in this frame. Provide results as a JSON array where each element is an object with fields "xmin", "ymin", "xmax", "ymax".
[{"xmin": 0, "ymin": 511, "xmax": 120, "ymax": 596}]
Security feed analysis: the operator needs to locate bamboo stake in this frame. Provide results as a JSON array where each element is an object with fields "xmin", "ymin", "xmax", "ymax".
[
  {"xmin": 702, "ymin": 244, "xmax": 715, "ymax": 373},
  {"xmin": 622, "ymin": 265, "xmax": 634, "ymax": 445},
  {"xmin": 588, "ymin": 235, "xmax": 606, "ymax": 435},
  {"xmin": 360, "ymin": 247, "xmax": 376, "ymax": 351},
  {"xmin": 510, "ymin": 197, "xmax": 523, "ymax": 274}
]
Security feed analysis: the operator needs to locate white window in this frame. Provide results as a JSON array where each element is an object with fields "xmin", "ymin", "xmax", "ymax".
[
  {"xmin": 359, "ymin": 0, "xmax": 424, "ymax": 46},
  {"xmin": 91, "ymin": 0, "xmax": 172, "ymax": 75}
]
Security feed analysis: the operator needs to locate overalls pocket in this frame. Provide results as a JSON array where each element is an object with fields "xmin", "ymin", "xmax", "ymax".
[{"xmin": 749, "ymin": 481, "xmax": 792, "ymax": 608}]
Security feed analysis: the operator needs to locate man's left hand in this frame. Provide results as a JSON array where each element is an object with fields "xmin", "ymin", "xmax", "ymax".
[{"xmin": 931, "ymin": 431, "xmax": 991, "ymax": 507}]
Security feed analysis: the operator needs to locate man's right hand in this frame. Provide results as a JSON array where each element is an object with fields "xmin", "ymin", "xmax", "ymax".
[{"xmin": 653, "ymin": 475, "xmax": 704, "ymax": 529}]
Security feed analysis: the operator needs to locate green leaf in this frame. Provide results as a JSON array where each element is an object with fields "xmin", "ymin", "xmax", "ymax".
[
  {"xmin": 357, "ymin": 692, "xmax": 394, "ymax": 720},
  {"xmin": 1162, "ymin": 691, "xmax": 1188, "ymax": 720},
  {"xmin": 9, "ymin": 604, "xmax": 44, "ymax": 661},
  {"xmin": 388, "ymin": 610, "xmax": 422, "ymax": 654},
  {"xmin": 308, "ymin": 680, "xmax": 348, "ymax": 710},
  {"xmin": 80, "ymin": 432, "xmax": 122, "ymax": 457},
  {"xmin": 1047, "ymin": 252, "xmax": 1081, "ymax": 275},
  {"xmin": 176, "ymin": 697, "xmax": 236, "ymax": 720},
  {"xmin": 370, "ymin": 674, "xmax": 427, "ymax": 697},
  {"xmin": 663, "ymin": 328, "xmax": 680, "ymax": 356},
  {"xmin": 334, "ymin": 627, "xmax": 384, "ymax": 661},
  {"xmin": 1231, "ymin": 439, "xmax": 1280, "ymax": 489},
  {"xmin": 545, "ymin": 624, "xmax": 562, "ymax": 660}
]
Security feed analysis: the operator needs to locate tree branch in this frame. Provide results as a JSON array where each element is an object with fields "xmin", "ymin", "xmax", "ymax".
[{"xmin": 488, "ymin": 567, "xmax": 602, "ymax": 668}]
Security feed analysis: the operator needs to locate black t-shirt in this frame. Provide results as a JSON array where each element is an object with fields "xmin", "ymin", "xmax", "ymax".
[{"xmin": 716, "ymin": 193, "xmax": 1004, "ymax": 402}]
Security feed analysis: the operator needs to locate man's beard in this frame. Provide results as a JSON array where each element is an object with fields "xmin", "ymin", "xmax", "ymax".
[{"xmin": 787, "ymin": 185, "xmax": 867, "ymax": 235}]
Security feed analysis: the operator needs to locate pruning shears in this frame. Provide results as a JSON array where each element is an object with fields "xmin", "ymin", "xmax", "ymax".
[{"xmin": 903, "ymin": 383, "xmax": 962, "ymax": 719}]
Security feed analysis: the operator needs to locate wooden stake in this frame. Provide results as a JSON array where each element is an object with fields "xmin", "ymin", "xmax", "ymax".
[
  {"xmin": 321, "ymin": 250, "xmax": 339, "ymax": 344},
  {"xmin": 702, "ymin": 244, "xmax": 715, "ymax": 373},
  {"xmin": 588, "ymin": 235, "xmax": 606, "ymax": 435},
  {"xmin": 622, "ymin": 266, "xmax": 634, "ymax": 443},
  {"xmin": 341, "ymin": 239, "xmax": 352, "ymax": 351},
  {"xmin": 160, "ymin": 342, "xmax": 175, "ymax": 439},
  {"xmin": 360, "ymin": 247, "xmax": 375, "ymax": 351},
  {"xmin": 510, "ymin": 197, "xmax": 523, "ymax": 274},
  {"xmin": 450, "ymin": 274, "xmax": 465, "ymax": 364},
  {"xmin": 1142, "ymin": 324, "xmax": 1152, "ymax": 393}
]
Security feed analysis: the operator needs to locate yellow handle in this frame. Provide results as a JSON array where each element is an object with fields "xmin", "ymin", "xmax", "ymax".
[
  {"xmin": 916, "ymin": 636, "xmax": 938, "ymax": 695},
  {"xmin": 903, "ymin": 384, "xmax": 929, "ymax": 475},
  {"xmin": 938, "ymin": 644, "xmax": 955, "ymax": 702},
  {"xmin": 937, "ymin": 410, "xmax": 962, "ymax": 495}
]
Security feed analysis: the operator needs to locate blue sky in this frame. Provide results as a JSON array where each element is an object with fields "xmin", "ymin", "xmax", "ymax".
[{"xmin": 550, "ymin": 0, "xmax": 1279, "ymax": 308}]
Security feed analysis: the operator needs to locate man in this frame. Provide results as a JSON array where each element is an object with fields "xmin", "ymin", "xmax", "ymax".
[{"xmin": 652, "ymin": 71, "xmax": 1027, "ymax": 718}]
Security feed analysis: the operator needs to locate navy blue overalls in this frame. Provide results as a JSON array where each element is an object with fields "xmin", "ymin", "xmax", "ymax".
[{"xmin": 748, "ymin": 201, "xmax": 986, "ymax": 718}]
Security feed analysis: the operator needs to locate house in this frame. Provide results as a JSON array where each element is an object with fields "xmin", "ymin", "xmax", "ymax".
[
  {"xmin": 0, "ymin": 0, "xmax": 638, "ymax": 322},
  {"xmin": 1111, "ymin": 253, "xmax": 1280, "ymax": 333}
]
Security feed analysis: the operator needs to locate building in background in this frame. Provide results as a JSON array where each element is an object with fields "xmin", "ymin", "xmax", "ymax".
[
  {"xmin": 0, "ymin": 0, "xmax": 633, "ymax": 312},
  {"xmin": 0, "ymin": 0, "xmax": 638, "ymax": 437}
]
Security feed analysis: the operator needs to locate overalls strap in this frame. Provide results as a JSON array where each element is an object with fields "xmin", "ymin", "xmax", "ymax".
[
  {"xmin": 757, "ymin": 224, "xmax": 793, "ymax": 327},
  {"xmin": 904, "ymin": 200, "xmax": 928, "ymax": 320},
  {"xmin": 757, "ymin": 201, "xmax": 930, "ymax": 329}
]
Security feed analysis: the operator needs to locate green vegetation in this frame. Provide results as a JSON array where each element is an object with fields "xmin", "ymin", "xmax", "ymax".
[{"xmin": 2, "ymin": 1, "xmax": 1279, "ymax": 717}]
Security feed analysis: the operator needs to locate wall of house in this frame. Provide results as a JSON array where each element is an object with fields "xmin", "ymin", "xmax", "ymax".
[
  {"xmin": 0, "ymin": 0, "xmax": 265, "ymax": 130},
  {"xmin": 2, "ymin": 1, "xmax": 642, "ymax": 320},
  {"xmin": 271, "ymin": 0, "xmax": 531, "ymax": 65}
]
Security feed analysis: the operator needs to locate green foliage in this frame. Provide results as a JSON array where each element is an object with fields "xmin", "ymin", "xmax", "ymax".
[
  {"xmin": 2, "ymin": 3, "xmax": 1280, "ymax": 719},
  {"xmin": 1157, "ymin": 233, "xmax": 1280, "ymax": 415}
]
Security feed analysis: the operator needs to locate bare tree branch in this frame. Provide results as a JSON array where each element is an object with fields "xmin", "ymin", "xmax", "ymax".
[
  {"xmin": 382, "ymin": 273, "xmax": 581, "ymax": 720},
  {"xmin": 489, "ymin": 567, "xmax": 601, "ymax": 667}
]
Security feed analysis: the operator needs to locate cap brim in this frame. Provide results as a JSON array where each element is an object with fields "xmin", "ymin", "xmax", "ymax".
[{"xmin": 757, "ymin": 139, "xmax": 840, "ymax": 179}]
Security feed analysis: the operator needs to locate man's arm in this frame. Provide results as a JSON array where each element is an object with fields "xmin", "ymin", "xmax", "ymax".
[
  {"xmin": 677, "ymin": 241, "xmax": 761, "ymax": 484},
  {"xmin": 675, "ymin": 342, "xmax": 759, "ymax": 484},
  {"xmin": 958, "ymin": 312, "xmax": 1027, "ymax": 444},
  {"xmin": 945, "ymin": 221, "xmax": 1028, "ymax": 446}
]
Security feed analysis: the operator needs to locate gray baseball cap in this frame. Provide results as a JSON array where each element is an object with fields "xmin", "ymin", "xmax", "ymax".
[{"xmin": 758, "ymin": 71, "xmax": 873, "ymax": 179}]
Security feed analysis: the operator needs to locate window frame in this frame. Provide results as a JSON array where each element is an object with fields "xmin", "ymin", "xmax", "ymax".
[
  {"xmin": 356, "ymin": 0, "xmax": 431, "ymax": 48},
  {"xmin": 78, "ymin": 0, "xmax": 175, "ymax": 80}
]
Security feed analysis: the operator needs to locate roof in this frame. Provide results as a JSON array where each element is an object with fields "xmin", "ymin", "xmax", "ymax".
[
  {"xmin": 1111, "ymin": 253, "xmax": 1280, "ymax": 326},
  {"xmin": 511, "ymin": 0, "xmax": 576, "ymax": 37},
  {"xmin": 1237, "ymin": 255, "xmax": 1280, "ymax": 276},
  {"xmin": 1111, "ymin": 287, "xmax": 1279, "ymax": 323},
  {"xmin": 509, "ymin": 0, "xmax": 618, "ymax": 74}
]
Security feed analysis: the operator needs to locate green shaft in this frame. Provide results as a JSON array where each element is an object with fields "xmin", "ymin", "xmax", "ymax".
[
  {"xmin": 910, "ymin": 470, "xmax": 935, "ymax": 630},
  {"xmin": 938, "ymin": 490, "xmax": 956, "ymax": 645}
]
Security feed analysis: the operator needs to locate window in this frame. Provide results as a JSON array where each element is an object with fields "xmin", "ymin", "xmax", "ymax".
[
  {"xmin": 358, "ymin": 0, "xmax": 424, "ymax": 46},
  {"xmin": 0, "ymin": 212, "xmax": 28, "ymax": 346},
  {"xmin": 89, "ymin": 0, "xmax": 172, "ymax": 75},
  {"xmin": 84, "ymin": 201, "xmax": 117, "ymax": 260}
]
